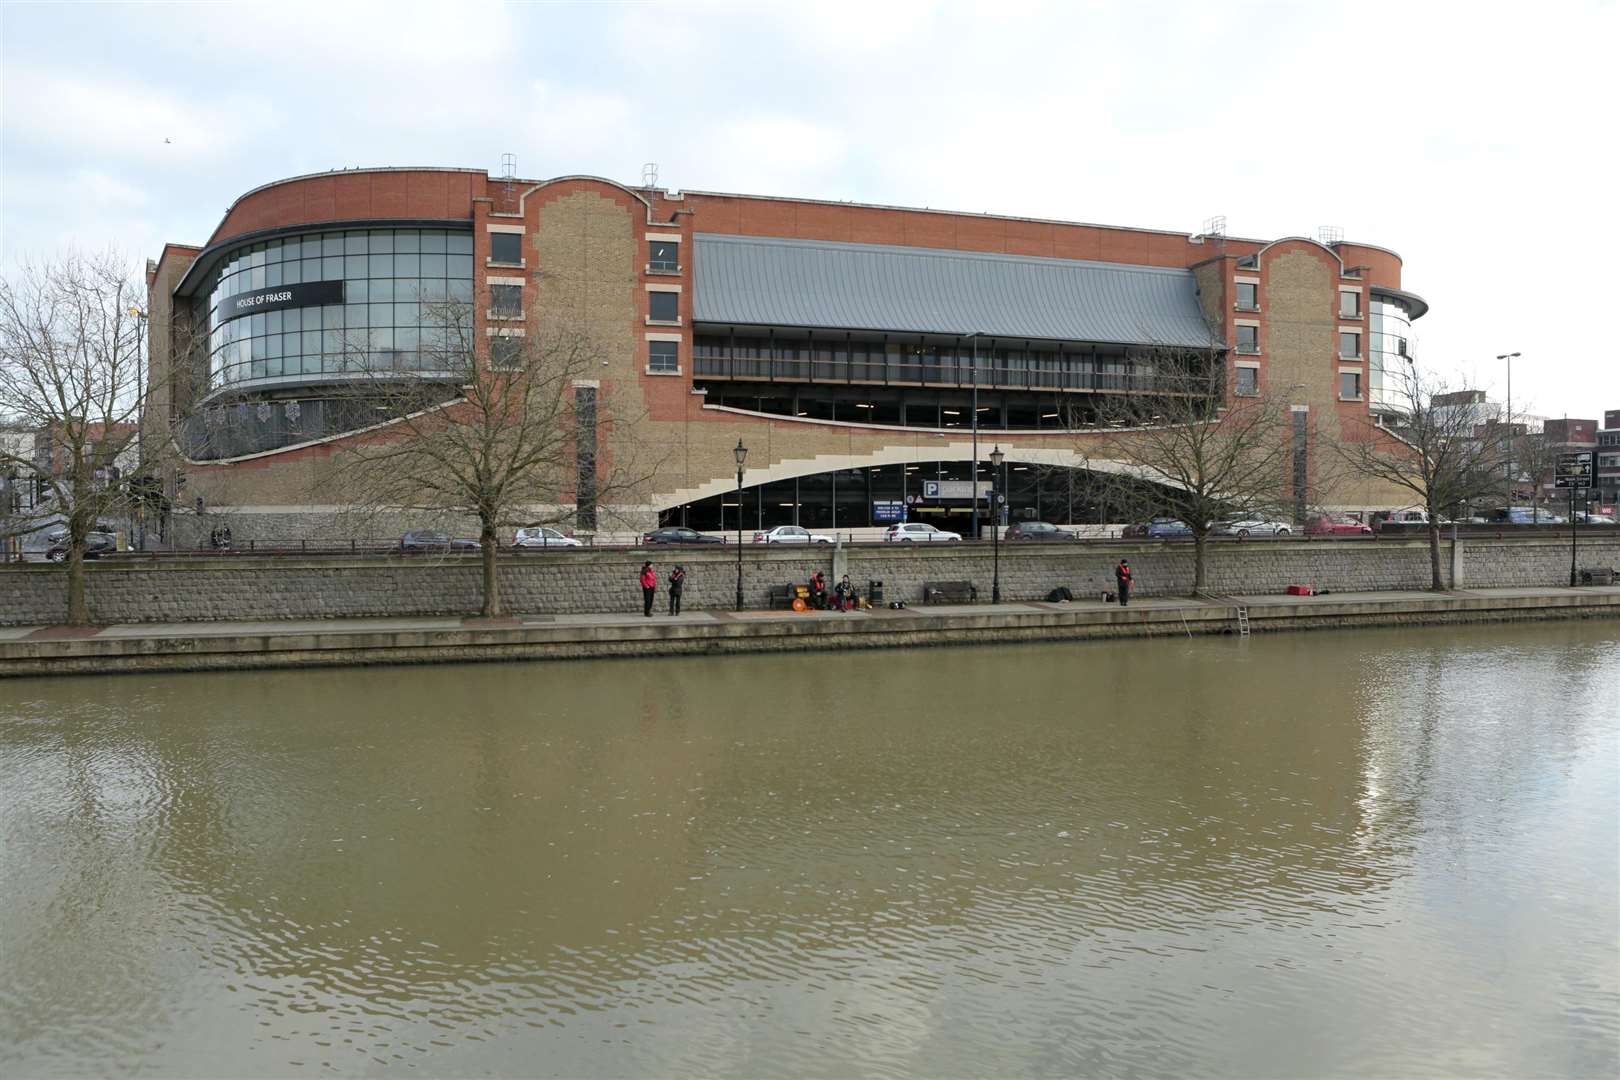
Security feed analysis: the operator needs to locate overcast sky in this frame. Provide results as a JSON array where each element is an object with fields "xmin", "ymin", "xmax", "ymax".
[{"xmin": 2, "ymin": 0, "xmax": 1615, "ymax": 419}]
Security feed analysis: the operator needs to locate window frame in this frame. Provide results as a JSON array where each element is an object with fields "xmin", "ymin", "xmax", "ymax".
[
  {"xmin": 648, "ymin": 239, "xmax": 680, "ymax": 273},
  {"xmin": 1235, "ymin": 281, "xmax": 1259, "ymax": 311},
  {"xmin": 1339, "ymin": 290, "xmax": 1361, "ymax": 318},
  {"xmin": 490, "ymin": 284, "xmax": 522, "ymax": 319},
  {"xmin": 647, "ymin": 339, "xmax": 680, "ymax": 374},
  {"xmin": 489, "ymin": 232, "xmax": 523, "ymax": 266},
  {"xmin": 1338, "ymin": 331, "xmax": 1361, "ymax": 359},
  {"xmin": 647, "ymin": 290, "xmax": 680, "ymax": 324},
  {"xmin": 1235, "ymin": 366, "xmax": 1259, "ymax": 396},
  {"xmin": 1339, "ymin": 370, "xmax": 1363, "ymax": 400},
  {"xmin": 1236, "ymin": 324, "xmax": 1260, "ymax": 354}
]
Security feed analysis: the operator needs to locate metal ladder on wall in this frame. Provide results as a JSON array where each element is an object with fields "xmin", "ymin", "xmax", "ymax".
[{"xmin": 1235, "ymin": 606, "xmax": 1251, "ymax": 638}]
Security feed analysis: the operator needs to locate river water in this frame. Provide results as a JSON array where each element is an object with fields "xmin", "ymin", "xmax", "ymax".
[{"xmin": 1, "ymin": 622, "xmax": 1616, "ymax": 1078}]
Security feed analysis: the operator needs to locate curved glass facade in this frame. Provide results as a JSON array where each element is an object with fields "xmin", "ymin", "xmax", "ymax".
[
  {"xmin": 195, "ymin": 227, "xmax": 475, "ymax": 392},
  {"xmin": 1368, "ymin": 295, "xmax": 1414, "ymax": 414}
]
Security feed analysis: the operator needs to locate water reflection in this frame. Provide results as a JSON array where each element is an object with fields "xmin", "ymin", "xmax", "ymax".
[{"xmin": 1, "ymin": 623, "xmax": 1616, "ymax": 1077}]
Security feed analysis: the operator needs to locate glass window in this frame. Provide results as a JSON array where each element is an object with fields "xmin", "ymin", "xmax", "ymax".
[
  {"xmin": 1236, "ymin": 282, "xmax": 1258, "ymax": 310},
  {"xmin": 421, "ymin": 253, "xmax": 447, "ymax": 277},
  {"xmin": 1237, "ymin": 325, "xmax": 1259, "ymax": 353},
  {"xmin": 490, "ymin": 337, "xmax": 522, "ymax": 370},
  {"xmin": 1339, "ymin": 331, "xmax": 1361, "ymax": 358},
  {"xmin": 1340, "ymin": 370, "xmax": 1362, "ymax": 399},
  {"xmin": 395, "ymin": 230, "xmax": 420, "ymax": 253},
  {"xmin": 1236, "ymin": 367, "xmax": 1258, "ymax": 395},
  {"xmin": 490, "ymin": 233, "xmax": 522, "ymax": 264},
  {"xmin": 1339, "ymin": 291, "xmax": 1360, "ymax": 317},
  {"xmin": 446, "ymin": 254, "xmax": 473, "ymax": 278},
  {"xmin": 649, "ymin": 240, "xmax": 679, "ymax": 272},
  {"xmin": 447, "ymin": 233, "xmax": 472, "ymax": 255},
  {"xmin": 491, "ymin": 285, "xmax": 522, "ymax": 318},
  {"xmin": 421, "ymin": 231, "xmax": 447, "ymax": 253},
  {"xmin": 648, "ymin": 291, "xmax": 679, "ymax": 322},
  {"xmin": 649, "ymin": 341, "xmax": 679, "ymax": 372}
]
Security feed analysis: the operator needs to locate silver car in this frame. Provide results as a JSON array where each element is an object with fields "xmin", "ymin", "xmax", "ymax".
[
  {"xmin": 883, "ymin": 522, "xmax": 962, "ymax": 542},
  {"xmin": 753, "ymin": 525, "xmax": 833, "ymax": 544},
  {"xmin": 1211, "ymin": 517, "xmax": 1292, "ymax": 537},
  {"xmin": 514, "ymin": 526, "xmax": 582, "ymax": 548}
]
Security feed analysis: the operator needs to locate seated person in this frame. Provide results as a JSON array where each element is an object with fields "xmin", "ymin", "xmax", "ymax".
[
  {"xmin": 809, "ymin": 570, "xmax": 827, "ymax": 609},
  {"xmin": 833, "ymin": 574, "xmax": 856, "ymax": 611}
]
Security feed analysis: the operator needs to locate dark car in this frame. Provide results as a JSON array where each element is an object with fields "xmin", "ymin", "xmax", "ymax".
[
  {"xmin": 641, "ymin": 526, "xmax": 725, "ymax": 545},
  {"xmin": 1122, "ymin": 518, "xmax": 1192, "ymax": 539},
  {"xmin": 1004, "ymin": 521, "xmax": 1078, "ymax": 542},
  {"xmin": 46, "ymin": 530, "xmax": 117, "ymax": 562},
  {"xmin": 400, "ymin": 529, "xmax": 481, "ymax": 553}
]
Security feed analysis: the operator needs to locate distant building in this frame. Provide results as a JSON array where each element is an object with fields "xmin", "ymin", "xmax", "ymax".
[{"xmin": 1596, "ymin": 410, "xmax": 1620, "ymax": 512}]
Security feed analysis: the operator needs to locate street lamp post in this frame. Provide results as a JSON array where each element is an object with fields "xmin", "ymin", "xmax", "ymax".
[
  {"xmin": 1497, "ymin": 352, "xmax": 1520, "ymax": 512},
  {"xmin": 733, "ymin": 439, "xmax": 747, "ymax": 611},
  {"xmin": 989, "ymin": 445, "xmax": 1004, "ymax": 603}
]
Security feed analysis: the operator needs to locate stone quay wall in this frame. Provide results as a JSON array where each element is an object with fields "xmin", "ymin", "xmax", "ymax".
[{"xmin": 3, "ymin": 536, "xmax": 1618, "ymax": 626}]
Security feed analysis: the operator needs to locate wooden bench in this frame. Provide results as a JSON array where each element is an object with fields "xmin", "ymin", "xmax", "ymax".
[
  {"xmin": 1579, "ymin": 568, "xmax": 1615, "ymax": 586},
  {"xmin": 767, "ymin": 584, "xmax": 796, "ymax": 609},
  {"xmin": 923, "ymin": 580, "xmax": 977, "ymax": 604}
]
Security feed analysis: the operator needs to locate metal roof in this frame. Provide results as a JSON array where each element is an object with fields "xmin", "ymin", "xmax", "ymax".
[{"xmin": 693, "ymin": 233, "xmax": 1223, "ymax": 348}]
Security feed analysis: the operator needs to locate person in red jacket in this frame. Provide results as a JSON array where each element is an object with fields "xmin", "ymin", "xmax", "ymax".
[
  {"xmin": 1114, "ymin": 558, "xmax": 1133, "ymax": 607},
  {"xmin": 639, "ymin": 561, "xmax": 657, "ymax": 617}
]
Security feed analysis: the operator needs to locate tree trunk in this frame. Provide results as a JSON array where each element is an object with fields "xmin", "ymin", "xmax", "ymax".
[
  {"xmin": 66, "ymin": 542, "xmax": 88, "ymax": 626},
  {"xmin": 480, "ymin": 516, "xmax": 501, "ymax": 617},
  {"xmin": 1426, "ymin": 521, "xmax": 1445, "ymax": 592},
  {"xmin": 1192, "ymin": 531, "xmax": 1207, "ymax": 596}
]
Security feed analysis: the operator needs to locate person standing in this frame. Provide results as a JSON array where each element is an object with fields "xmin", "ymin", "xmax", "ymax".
[
  {"xmin": 668, "ymin": 565, "xmax": 686, "ymax": 616},
  {"xmin": 1114, "ymin": 558, "xmax": 1133, "ymax": 607},
  {"xmin": 639, "ymin": 561, "xmax": 657, "ymax": 617}
]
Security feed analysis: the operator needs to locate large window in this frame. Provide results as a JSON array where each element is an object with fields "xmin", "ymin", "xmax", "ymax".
[
  {"xmin": 1339, "ymin": 370, "xmax": 1362, "ymax": 400},
  {"xmin": 491, "ymin": 285, "xmax": 522, "ymax": 318},
  {"xmin": 1368, "ymin": 295, "xmax": 1415, "ymax": 413},
  {"xmin": 1235, "ymin": 366, "xmax": 1258, "ymax": 396},
  {"xmin": 196, "ymin": 228, "xmax": 475, "ymax": 390},
  {"xmin": 648, "ymin": 340, "xmax": 679, "ymax": 373},
  {"xmin": 649, "ymin": 240, "xmax": 679, "ymax": 272},
  {"xmin": 489, "ymin": 232, "xmax": 522, "ymax": 265},
  {"xmin": 1339, "ymin": 290, "xmax": 1360, "ymax": 318},
  {"xmin": 1237, "ymin": 325, "xmax": 1259, "ymax": 354},
  {"xmin": 1339, "ymin": 331, "xmax": 1361, "ymax": 359},
  {"xmin": 1236, "ymin": 282, "xmax": 1258, "ymax": 311},
  {"xmin": 648, "ymin": 291, "xmax": 679, "ymax": 322}
]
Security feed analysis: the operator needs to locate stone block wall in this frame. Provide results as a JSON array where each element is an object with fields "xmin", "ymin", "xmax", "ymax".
[{"xmin": 3, "ymin": 537, "xmax": 1617, "ymax": 626}]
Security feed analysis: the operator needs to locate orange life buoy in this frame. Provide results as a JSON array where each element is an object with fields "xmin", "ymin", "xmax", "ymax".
[{"xmin": 791, "ymin": 597, "xmax": 808, "ymax": 613}]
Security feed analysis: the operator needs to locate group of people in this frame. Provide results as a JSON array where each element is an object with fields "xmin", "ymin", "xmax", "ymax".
[
  {"xmin": 807, "ymin": 570, "xmax": 859, "ymax": 612},
  {"xmin": 639, "ymin": 561, "xmax": 685, "ymax": 616},
  {"xmin": 636, "ymin": 558, "xmax": 1135, "ymax": 614}
]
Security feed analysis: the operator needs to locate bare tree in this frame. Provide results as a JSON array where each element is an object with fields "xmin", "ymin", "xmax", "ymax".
[
  {"xmin": 0, "ymin": 252, "xmax": 159, "ymax": 624},
  {"xmin": 325, "ymin": 299, "xmax": 659, "ymax": 617},
  {"xmin": 1333, "ymin": 362, "xmax": 1511, "ymax": 590},
  {"xmin": 1509, "ymin": 428, "xmax": 1562, "ymax": 522},
  {"xmin": 1077, "ymin": 348, "xmax": 1292, "ymax": 594}
]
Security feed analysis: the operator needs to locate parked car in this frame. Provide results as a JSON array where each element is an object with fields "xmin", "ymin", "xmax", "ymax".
[
  {"xmin": 513, "ymin": 526, "xmax": 582, "ymax": 548},
  {"xmin": 882, "ymin": 522, "xmax": 962, "ymax": 542},
  {"xmin": 1491, "ymin": 506, "xmax": 1564, "ymax": 525},
  {"xmin": 1574, "ymin": 512, "xmax": 1617, "ymax": 525},
  {"xmin": 1370, "ymin": 508, "xmax": 1430, "ymax": 530},
  {"xmin": 1304, "ymin": 515, "xmax": 1373, "ymax": 536},
  {"xmin": 46, "ymin": 531, "xmax": 117, "ymax": 562},
  {"xmin": 400, "ymin": 529, "xmax": 481, "ymax": 553},
  {"xmin": 753, "ymin": 525, "xmax": 833, "ymax": 544},
  {"xmin": 1004, "ymin": 521, "xmax": 1078, "ymax": 542},
  {"xmin": 1122, "ymin": 518, "xmax": 1192, "ymax": 539},
  {"xmin": 641, "ymin": 526, "xmax": 725, "ymax": 545},
  {"xmin": 1210, "ymin": 517, "xmax": 1292, "ymax": 537}
]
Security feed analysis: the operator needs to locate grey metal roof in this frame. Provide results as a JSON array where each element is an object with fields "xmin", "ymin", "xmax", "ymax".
[{"xmin": 693, "ymin": 233, "xmax": 1222, "ymax": 348}]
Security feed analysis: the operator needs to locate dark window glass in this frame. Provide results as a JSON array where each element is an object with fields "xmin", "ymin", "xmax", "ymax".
[
  {"xmin": 1237, "ymin": 325, "xmax": 1259, "ymax": 353},
  {"xmin": 1236, "ymin": 367, "xmax": 1258, "ymax": 395},
  {"xmin": 490, "ymin": 232, "xmax": 522, "ymax": 264},
  {"xmin": 1339, "ymin": 331, "xmax": 1360, "ymax": 358},
  {"xmin": 1340, "ymin": 371, "xmax": 1362, "ymax": 399},
  {"xmin": 649, "ymin": 240, "xmax": 679, "ymax": 272},
  {"xmin": 648, "ymin": 291, "xmax": 679, "ymax": 322},
  {"xmin": 490, "ymin": 337, "xmax": 522, "ymax": 369},
  {"xmin": 1236, "ymin": 282, "xmax": 1258, "ymax": 310},
  {"xmin": 491, "ymin": 285, "xmax": 522, "ymax": 318},
  {"xmin": 649, "ymin": 341, "xmax": 679, "ymax": 372},
  {"xmin": 1339, "ymin": 291, "xmax": 1360, "ymax": 317}
]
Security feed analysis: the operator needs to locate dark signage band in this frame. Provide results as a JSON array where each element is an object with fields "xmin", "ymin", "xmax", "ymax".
[{"xmin": 222, "ymin": 280, "xmax": 344, "ymax": 322}]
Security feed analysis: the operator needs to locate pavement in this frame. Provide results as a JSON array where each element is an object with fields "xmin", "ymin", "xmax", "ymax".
[{"xmin": 5, "ymin": 585, "xmax": 1618, "ymax": 643}]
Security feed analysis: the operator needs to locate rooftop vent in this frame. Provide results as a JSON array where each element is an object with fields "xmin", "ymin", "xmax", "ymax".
[{"xmin": 1318, "ymin": 225, "xmax": 1344, "ymax": 245}]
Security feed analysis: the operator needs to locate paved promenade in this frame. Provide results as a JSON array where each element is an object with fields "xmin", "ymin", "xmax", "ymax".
[{"xmin": 3, "ymin": 585, "xmax": 1617, "ymax": 678}]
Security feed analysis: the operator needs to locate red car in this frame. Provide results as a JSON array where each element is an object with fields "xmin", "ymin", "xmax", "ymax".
[{"xmin": 1305, "ymin": 514, "xmax": 1373, "ymax": 536}]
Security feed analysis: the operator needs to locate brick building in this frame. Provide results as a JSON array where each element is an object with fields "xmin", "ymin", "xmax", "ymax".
[{"xmin": 146, "ymin": 168, "xmax": 1424, "ymax": 540}]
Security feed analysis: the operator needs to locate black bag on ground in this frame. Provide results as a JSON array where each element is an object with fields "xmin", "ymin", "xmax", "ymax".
[{"xmin": 1045, "ymin": 587, "xmax": 1074, "ymax": 603}]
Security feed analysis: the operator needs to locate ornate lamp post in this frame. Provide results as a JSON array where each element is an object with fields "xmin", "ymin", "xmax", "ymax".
[
  {"xmin": 989, "ymin": 445, "xmax": 1004, "ymax": 603},
  {"xmin": 733, "ymin": 438, "xmax": 748, "ymax": 611}
]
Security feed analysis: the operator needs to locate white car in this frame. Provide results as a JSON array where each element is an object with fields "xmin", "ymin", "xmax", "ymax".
[
  {"xmin": 513, "ymin": 526, "xmax": 583, "ymax": 548},
  {"xmin": 1211, "ymin": 517, "xmax": 1292, "ymax": 537},
  {"xmin": 752, "ymin": 525, "xmax": 833, "ymax": 544},
  {"xmin": 882, "ymin": 522, "xmax": 962, "ymax": 542}
]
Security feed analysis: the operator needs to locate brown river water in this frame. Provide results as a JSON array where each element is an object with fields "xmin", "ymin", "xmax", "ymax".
[{"xmin": 1, "ymin": 621, "xmax": 1616, "ymax": 1078}]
